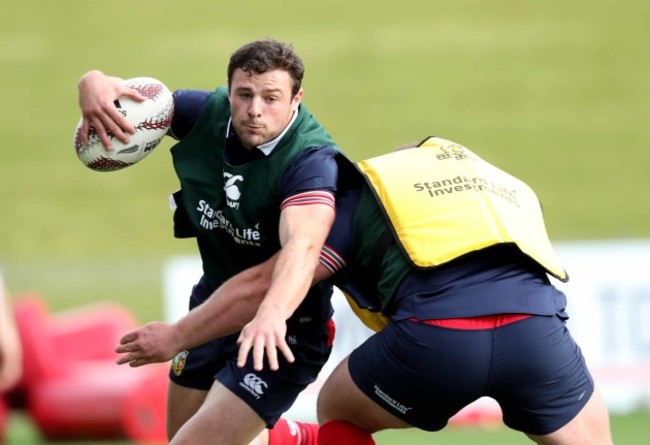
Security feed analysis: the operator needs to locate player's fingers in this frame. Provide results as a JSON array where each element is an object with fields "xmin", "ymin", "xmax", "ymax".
[
  {"xmin": 131, "ymin": 356, "xmax": 153, "ymax": 367},
  {"xmin": 277, "ymin": 339, "xmax": 295, "ymax": 365},
  {"xmin": 253, "ymin": 338, "xmax": 272, "ymax": 371},
  {"xmin": 122, "ymin": 87, "xmax": 146, "ymax": 103},
  {"xmin": 115, "ymin": 344, "xmax": 128, "ymax": 354},
  {"xmin": 80, "ymin": 120, "xmax": 90, "ymax": 145},
  {"xmin": 265, "ymin": 342, "xmax": 280, "ymax": 371},
  {"xmin": 116, "ymin": 351, "xmax": 137, "ymax": 365},
  {"xmin": 105, "ymin": 100, "xmax": 137, "ymax": 136},
  {"xmin": 236, "ymin": 337, "xmax": 252, "ymax": 368},
  {"xmin": 119, "ymin": 332, "xmax": 137, "ymax": 344},
  {"xmin": 90, "ymin": 117, "xmax": 113, "ymax": 149},
  {"xmin": 98, "ymin": 113, "xmax": 130, "ymax": 145}
]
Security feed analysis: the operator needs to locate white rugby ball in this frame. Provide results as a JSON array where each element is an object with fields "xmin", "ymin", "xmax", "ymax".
[{"xmin": 73, "ymin": 76, "xmax": 174, "ymax": 172}]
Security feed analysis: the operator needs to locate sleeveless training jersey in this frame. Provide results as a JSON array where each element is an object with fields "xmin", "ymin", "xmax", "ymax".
[{"xmin": 170, "ymin": 87, "xmax": 342, "ymax": 323}]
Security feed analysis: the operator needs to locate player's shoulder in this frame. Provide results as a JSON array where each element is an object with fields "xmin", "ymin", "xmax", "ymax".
[
  {"xmin": 170, "ymin": 89, "xmax": 214, "ymax": 140},
  {"xmin": 286, "ymin": 145, "xmax": 340, "ymax": 177},
  {"xmin": 292, "ymin": 144, "xmax": 340, "ymax": 163},
  {"xmin": 172, "ymin": 89, "xmax": 212, "ymax": 109}
]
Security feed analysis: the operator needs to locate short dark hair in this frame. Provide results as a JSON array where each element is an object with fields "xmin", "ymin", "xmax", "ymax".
[{"xmin": 227, "ymin": 38, "xmax": 305, "ymax": 97}]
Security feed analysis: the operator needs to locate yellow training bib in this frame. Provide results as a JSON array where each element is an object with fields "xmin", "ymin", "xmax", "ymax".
[{"xmin": 356, "ymin": 136, "xmax": 567, "ymax": 282}]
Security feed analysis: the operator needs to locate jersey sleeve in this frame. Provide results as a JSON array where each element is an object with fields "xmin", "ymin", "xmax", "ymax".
[
  {"xmin": 169, "ymin": 89, "xmax": 212, "ymax": 140},
  {"xmin": 279, "ymin": 146, "xmax": 339, "ymax": 210},
  {"xmin": 319, "ymin": 186, "xmax": 360, "ymax": 274}
]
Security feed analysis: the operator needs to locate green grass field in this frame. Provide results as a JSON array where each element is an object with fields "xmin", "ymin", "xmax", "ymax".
[
  {"xmin": 1, "ymin": 0, "xmax": 649, "ymax": 442},
  {"xmin": 6, "ymin": 411, "xmax": 650, "ymax": 444}
]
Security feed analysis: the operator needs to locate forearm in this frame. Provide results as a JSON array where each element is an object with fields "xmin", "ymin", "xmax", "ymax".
[
  {"xmin": 257, "ymin": 204, "xmax": 335, "ymax": 320},
  {"xmin": 259, "ymin": 239, "xmax": 320, "ymax": 320},
  {"xmin": 173, "ymin": 254, "xmax": 277, "ymax": 350}
]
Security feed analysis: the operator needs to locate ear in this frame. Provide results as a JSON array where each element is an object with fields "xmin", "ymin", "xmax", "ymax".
[{"xmin": 290, "ymin": 88, "xmax": 304, "ymax": 111}]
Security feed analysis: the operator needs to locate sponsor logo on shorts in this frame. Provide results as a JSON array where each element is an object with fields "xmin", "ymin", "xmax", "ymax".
[
  {"xmin": 373, "ymin": 385, "xmax": 412, "ymax": 414},
  {"xmin": 172, "ymin": 350, "xmax": 189, "ymax": 376},
  {"xmin": 239, "ymin": 373, "xmax": 268, "ymax": 400}
]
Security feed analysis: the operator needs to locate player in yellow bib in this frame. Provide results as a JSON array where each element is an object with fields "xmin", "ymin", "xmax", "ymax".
[
  {"xmin": 118, "ymin": 137, "xmax": 612, "ymax": 445},
  {"xmin": 237, "ymin": 136, "xmax": 611, "ymax": 445}
]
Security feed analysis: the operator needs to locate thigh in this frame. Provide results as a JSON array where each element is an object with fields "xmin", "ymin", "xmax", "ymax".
[
  {"xmin": 527, "ymin": 386, "xmax": 612, "ymax": 445},
  {"xmin": 170, "ymin": 318, "xmax": 332, "ymax": 429},
  {"xmin": 166, "ymin": 380, "xmax": 208, "ymax": 440},
  {"xmin": 171, "ymin": 379, "xmax": 267, "ymax": 445},
  {"xmin": 317, "ymin": 356, "xmax": 412, "ymax": 433},
  {"xmin": 218, "ymin": 320, "xmax": 334, "ymax": 427},
  {"xmin": 341, "ymin": 320, "xmax": 494, "ymax": 431},
  {"xmin": 491, "ymin": 315, "xmax": 596, "ymax": 436}
]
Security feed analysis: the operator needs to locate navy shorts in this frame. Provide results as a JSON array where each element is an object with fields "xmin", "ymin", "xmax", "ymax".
[
  {"xmin": 169, "ymin": 278, "xmax": 335, "ymax": 427},
  {"xmin": 348, "ymin": 315, "xmax": 593, "ymax": 435},
  {"xmin": 170, "ymin": 319, "xmax": 334, "ymax": 427}
]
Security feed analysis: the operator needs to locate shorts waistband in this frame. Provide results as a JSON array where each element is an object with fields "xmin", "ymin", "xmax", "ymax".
[{"xmin": 410, "ymin": 313, "xmax": 532, "ymax": 330}]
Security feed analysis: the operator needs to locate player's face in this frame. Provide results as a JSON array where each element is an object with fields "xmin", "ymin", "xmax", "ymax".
[{"xmin": 229, "ymin": 68, "xmax": 303, "ymax": 149}]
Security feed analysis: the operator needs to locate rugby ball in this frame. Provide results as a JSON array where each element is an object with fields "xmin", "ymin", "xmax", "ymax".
[{"xmin": 73, "ymin": 77, "xmax": 174, "ymax": 172}]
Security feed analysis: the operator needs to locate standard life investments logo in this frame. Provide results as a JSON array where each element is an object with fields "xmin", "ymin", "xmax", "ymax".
[{"xmin": 194, "ymin": 171, "xmax": 262, "ymax": 246}]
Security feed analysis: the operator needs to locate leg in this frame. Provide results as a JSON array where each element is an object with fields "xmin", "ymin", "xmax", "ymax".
[
  {"xmin": 317, "ymin": 356, "xmax": 411, "ymax": 433},
  {"xmin": 491, "ymin": 315, "xmax": 613, "ymax": 444},
  {"xmin": 166, "ymin": 380, "xmax": 208, "ymax": 440},
  {"xmin": 170, "ymin": 379, "xmax": 267, "ymax": 445},
  {"xmin": 527, "ymin": 386, "xmax": 612, "ymax": 445},
  {"xmin": 249, "ymin": 430, "xmax": 269, "ymax": 445}
]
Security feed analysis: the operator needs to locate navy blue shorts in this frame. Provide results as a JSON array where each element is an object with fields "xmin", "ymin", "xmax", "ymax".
[
  {"xmin": 169, "ymin": 278, "xmax": 335, "ymax": 427},
  {"xmin": 348, "ymin": 315, "xmax": 593, "ymax": 435},
  {"xmin": 170, "ymin": 319, "xmax": 334, "ymax": 427}
]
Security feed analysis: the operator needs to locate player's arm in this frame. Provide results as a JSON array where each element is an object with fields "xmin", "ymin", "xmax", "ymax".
[
  {"xmin": 236, "ymin": 148, "xmax": 340, "ymax": 371},
  {"xmin": 77, "ymin": 70, "xmax": 210, "ymax": 148},
  {"xmin": 116, "ymin": 253, "xmax": 335, "ymax": 367},
  {"xmin": 118, "ymin": 202, "xmax": 335, "ymax": 369},
  {"xmin": 116, "ymin": 254, "xmax": 274, "ymax": 367},
  {"xmin": 239, "ymin": 200, "xmax": 335, "ymax": 371}
]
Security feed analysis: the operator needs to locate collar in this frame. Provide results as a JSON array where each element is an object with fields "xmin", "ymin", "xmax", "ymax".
[{"xmin": 226, "ymin": 109, "xmax": 299, "ymax": 157}]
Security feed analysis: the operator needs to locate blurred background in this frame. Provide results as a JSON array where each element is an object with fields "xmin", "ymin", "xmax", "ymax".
[{"xmin": 1, "ymin": 0, "xmax": 649, "ymax": 443}]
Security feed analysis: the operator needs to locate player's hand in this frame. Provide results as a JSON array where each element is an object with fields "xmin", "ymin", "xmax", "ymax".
[
  {"xmin": 77, "ymin": 70, "xmax": 146, "ymax": 149},
  {"xmin": 236, "ymin": 308, "xmax": 294, "ymax": 371},
  {"xmin": 115, "ymin": 321, "xmax": 179, "ymax": 367}
]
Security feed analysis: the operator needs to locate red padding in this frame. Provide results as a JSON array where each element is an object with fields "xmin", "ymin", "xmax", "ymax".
[
  {"xmin": 28, "ymin": 363, "xmax": 168, "ymax": 442},
  {"xmin": 49, "ymin": 302, "xmax": 137, "ymax": 361},
  {"xmin": 12, "ymin": 296, "xmax": 66, "ymax": 390}
]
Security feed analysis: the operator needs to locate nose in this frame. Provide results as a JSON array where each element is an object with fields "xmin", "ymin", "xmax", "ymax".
[{"xmin": 247, "ymin": 97, "xmax": 262, "ymax": 118}]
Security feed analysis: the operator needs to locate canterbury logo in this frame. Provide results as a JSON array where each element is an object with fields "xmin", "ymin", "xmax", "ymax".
[
  {"xmin": 239, "ymin": 373, "xmax": 268, "ymax": 399},
  {"xmin": 223, "ymin": 172, "xmax": 244, "ymax": 201}
]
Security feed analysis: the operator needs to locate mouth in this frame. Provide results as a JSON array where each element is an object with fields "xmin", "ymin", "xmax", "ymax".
[{"xmin": 244, "ymin": 122, "xmax": 264, "ymax": 131}]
